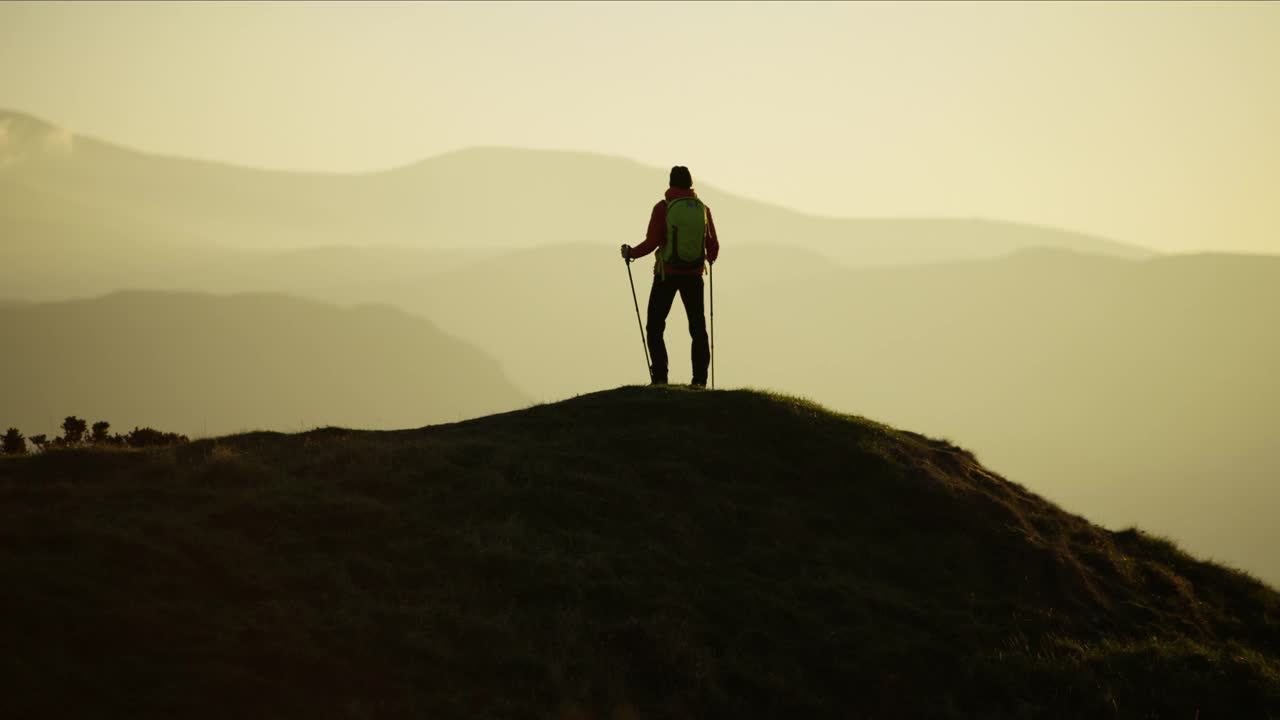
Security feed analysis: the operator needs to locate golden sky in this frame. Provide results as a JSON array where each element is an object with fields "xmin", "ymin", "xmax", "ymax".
[{"xmin": 2, "ymin": 1, "xmax": 1277, "ymax": 253}]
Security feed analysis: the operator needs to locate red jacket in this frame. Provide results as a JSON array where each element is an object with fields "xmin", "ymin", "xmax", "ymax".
[{"xmin": 627, "ymin": 187, "xmax": 720, "ymax": 275}]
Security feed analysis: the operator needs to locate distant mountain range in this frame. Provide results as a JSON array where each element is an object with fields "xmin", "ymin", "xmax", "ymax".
[
  {"xmin": 1, "ymin": 108, "xmax": 1151, "ymax": 300},
  {"xmin": 0, "ymin": 291, "xmax": 528, "ymax": 437}
]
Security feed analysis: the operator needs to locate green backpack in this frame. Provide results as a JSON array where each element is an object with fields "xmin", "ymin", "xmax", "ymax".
[{"xmin": 661, "ymin": 196, "xmax": 708, "ymax": 276}]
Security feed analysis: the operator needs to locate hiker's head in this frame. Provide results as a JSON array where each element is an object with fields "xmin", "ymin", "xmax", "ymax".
[{"xmin": 669, "ymin": 166, "xmax": 693, "ymax": 190}]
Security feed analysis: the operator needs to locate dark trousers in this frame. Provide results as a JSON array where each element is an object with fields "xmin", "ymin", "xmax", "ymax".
[{"xmin": 646, "ymin": 273, "xmax": 709, "ymax": 384}]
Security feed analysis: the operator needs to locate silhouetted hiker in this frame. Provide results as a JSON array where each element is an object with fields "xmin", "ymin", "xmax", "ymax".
[{"xmin": 621, "ymin": 165, "xmax": 720, "ymax": 386}]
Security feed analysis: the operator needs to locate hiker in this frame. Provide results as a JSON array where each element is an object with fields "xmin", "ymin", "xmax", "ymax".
[{"xmin": 620, "ymin": 165, "xmax": 720, "ymax": 387}]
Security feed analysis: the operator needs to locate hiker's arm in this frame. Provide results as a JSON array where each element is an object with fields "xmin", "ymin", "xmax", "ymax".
[
  {"xmin": 627, "ymin": 202, "xmax": 665, "ymax": 259},
  {"xmin": 705, "ymin": 206, "xmax": 720, "ymax": 263}
]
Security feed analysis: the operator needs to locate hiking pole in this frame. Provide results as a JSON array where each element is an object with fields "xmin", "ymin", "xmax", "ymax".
[
  {"xmin": 625, "ymin": 254, "xmax": 651, "ymax": 381},
  {"xmin": 709, "ymin": 261, "xmax": 715, "ymax": 389}
]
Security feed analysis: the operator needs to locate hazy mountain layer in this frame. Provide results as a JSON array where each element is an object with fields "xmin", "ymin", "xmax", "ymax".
[
  {"xmin": 1, "ymin": 108, "xmax": 1151, "ymax": 302},
  {"xmin": 1, "ymin": 387, "xmax": 1276, "ymax": 718},
  {"xmin": 0, "ymin": 291, "xmax": 527, "ymax": 437}
]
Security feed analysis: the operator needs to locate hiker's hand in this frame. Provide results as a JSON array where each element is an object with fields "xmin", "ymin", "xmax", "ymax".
[{"xmin": 620, "ymin": 244, "xmax": 631, "ymax": 261}]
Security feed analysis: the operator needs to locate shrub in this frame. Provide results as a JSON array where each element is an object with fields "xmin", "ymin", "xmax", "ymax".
[
  {"xmin": 61, "ymin": 416, "xmax": 88, "ymax": 445},
  {"xmin": 2, "ymin": 428, "xmax": 27, "ymax": 455},
  {"xmin": 124, "ymin": 427, "xmax": 190, "ymax": 449},
  {"xmin": 91, "ymin": 421, "xmax": 112, "ymax": 444}
]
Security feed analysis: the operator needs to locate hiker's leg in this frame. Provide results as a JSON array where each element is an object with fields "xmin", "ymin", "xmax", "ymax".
[
  {"xmin": 678, "ymin": 275, "xmax": 709, "ymax": 385},
  {"xmin": 646, "ymin": 275, "xmax": 678, "ymax": 383}
]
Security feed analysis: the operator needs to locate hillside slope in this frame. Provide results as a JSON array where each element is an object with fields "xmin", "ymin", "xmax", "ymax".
[
  {"xmin": 734, "ymin": 249, "xmax": 1280, "ymax": 585},
  {"xmin": 1, "ymin": 387, "xmax": 1276, "ymax": 719},
  {"xmin": 0, "ymin": 291, "xmax": 528, "ymax": 437},
  {"xmin": 298, "ymin": 247, "xmax": 1280, "ymax": 587}
]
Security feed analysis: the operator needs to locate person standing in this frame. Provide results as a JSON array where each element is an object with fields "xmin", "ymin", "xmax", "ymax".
[{"xmin": 621, "ymin": 165, "xmax": 720, "ymax": 386}]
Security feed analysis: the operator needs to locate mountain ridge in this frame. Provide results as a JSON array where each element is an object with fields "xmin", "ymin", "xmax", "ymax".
[
  {"xmin": 1, "ymin": 108, "xmax": 1148, "ymax": 261},
  {"xmin": 0, "ymin": 290, "xmax": 528, "ymax": 437}
]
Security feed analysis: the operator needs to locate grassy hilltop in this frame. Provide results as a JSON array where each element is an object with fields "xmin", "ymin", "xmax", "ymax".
[{"xmin": 2, "ymin": 387, "xmax": 1278, "ymax": 719}]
